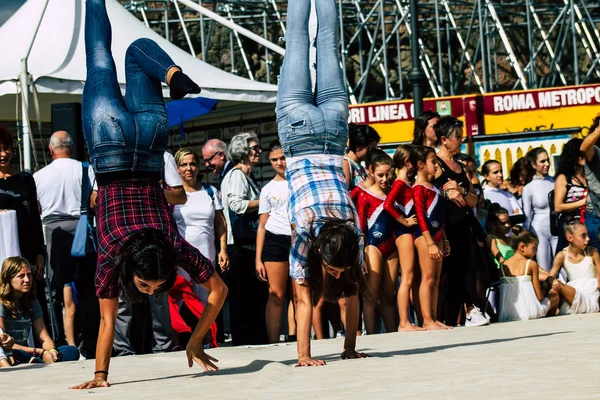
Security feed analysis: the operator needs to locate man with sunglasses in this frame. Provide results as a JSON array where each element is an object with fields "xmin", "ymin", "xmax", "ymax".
[{"xmin": 202, "ymin": 139, "xmax": 234, "ymax": 190}]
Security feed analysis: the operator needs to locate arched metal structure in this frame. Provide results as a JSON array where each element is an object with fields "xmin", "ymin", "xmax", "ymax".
[{"xmin": 122, "ymin": 0, "xmax": 600, "ymax": 104}]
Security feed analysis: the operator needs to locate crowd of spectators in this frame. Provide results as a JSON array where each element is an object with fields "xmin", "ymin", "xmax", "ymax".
[{"xmin": 1, "ymin": 113, "xmax": 599, "ymax": 367}]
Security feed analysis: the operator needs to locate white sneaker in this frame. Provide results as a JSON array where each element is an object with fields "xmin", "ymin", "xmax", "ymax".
[{"xmin": 465, "ymin": 306, "xmax": 490, "ymax": 327}]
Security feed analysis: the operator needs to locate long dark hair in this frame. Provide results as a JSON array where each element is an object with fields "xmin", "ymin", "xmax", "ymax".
[
  {"xmin": 411, "ymin": 110, "xmax": 440, "ymax": 146},
  {"xmin": 305, "ymin": 218, "xmax": 366, "ymax": 305},
  {"xmin": 556, "ymin": 138, "xmax": 584, "ymax": 180},
  {"xmin": 486, "ymin": 203, "xmax": 510, "ymax": 237},
  {"xmin": 508, "ymin": 158, "xmax": 526, "ymax": 185},
  {"xmin": 524, "ymin": 147, "xmax": 548, "ymax": 184},
  {"xmin": 348, "ymin": 124, "xmax": 379, "ymax": 153},
  {"xmin": 116, "ymin": 229, "xmax": 177, "ymax": 303}
]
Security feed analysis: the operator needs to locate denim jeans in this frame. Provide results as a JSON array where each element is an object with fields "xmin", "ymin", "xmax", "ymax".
[
  {"xmin": 82, "ymin": 0, "xmax": 175, "ymax": 174},
  {"xmin": 13, "ymin": 345, "xmax": 80, "ymax": 364},
  {"xmin": 276, "ymin": 0, "xmax": 348, "ymax": 157},
  {"xmin": 585, "ymin": 211, "xmax": 600, "ymax": 252}
]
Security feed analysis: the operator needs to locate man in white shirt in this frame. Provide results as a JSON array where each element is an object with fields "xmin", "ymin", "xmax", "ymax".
[{"xmin": 34, "ymin": 130, "xmax": 97, "ymax": 352}]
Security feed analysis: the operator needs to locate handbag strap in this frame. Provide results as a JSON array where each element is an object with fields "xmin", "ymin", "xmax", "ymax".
[{"xmin": 80, "ymin": 162, "xmax": 91, "ymax": 215}]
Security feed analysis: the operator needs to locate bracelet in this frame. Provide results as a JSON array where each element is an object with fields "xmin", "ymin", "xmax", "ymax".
[
  {"xmin": 94, "ymin": 370, "xmax": 109, "ymax": 376},
  {"xmin": 32, "ymin": 348, "xmax": 37, "ymax": 356},
  {"xmin": 40, "ymin": 349, "xmax": 46, "ymax": 358}
]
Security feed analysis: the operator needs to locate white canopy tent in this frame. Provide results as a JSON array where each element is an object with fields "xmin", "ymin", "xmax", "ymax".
[{"xmin": 0, "ymin": 0, "xmax": 278, "ymax": 169}]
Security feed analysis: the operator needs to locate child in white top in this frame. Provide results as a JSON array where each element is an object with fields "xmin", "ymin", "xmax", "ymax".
[
  {"xmin": 499, "ymin": 228, "xmax": 558, "ymax": 322},
  {"xmin": 256, "ymin": 141, "xmax": 293, "ymax": 343},
  {"xmin": 550, "ymin": 219, "xmax": 600, "ymax": 314}
]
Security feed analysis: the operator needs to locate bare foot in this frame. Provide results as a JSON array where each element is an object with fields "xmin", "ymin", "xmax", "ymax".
[
  {"xmin": 436, "ymin": 321, "xmax": 453, "ymax": 330},
  {"xmin": 422, "ymin": 321, "xmax": 445, "ymax": 331},
  {"xmin": 398, "ymin": 324, "xmax": 425, "ymax": 332}
]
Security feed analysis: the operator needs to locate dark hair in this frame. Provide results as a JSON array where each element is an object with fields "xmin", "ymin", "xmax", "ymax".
[
  {"xmin": 486, "ymin": 203, "xmax": 510, "ymax": 237},
  {"xmin": 508, "ymin": 158, "xmax": 527, "ymax": 185},
  {"xmin": 556, "ymin": 138, "xmax": 584, "ymax": 180},
  {"xmin": 411, "ymin": 110, "xmax": 440, "ymax": 146},
  {"xmin": 509, "ymin": 228, "xmax": 538, "ymax": 250},
  {"xmin": 268, "ymin": 140, "xmax": 282, "ymax": 154},
  {"xmin": 453, "ymin": 153, "xmax": 475, "ymax": 164},
  {"xmin": 348, "ymin": 124, "xmax": 379, "ymax": 153},
  {"xmin": 563, "ymin": 216, "xmax": 586, "ymax": 236},
  {"xmin": 0, "ymin": 125, "xmax": 14, "ymax": 149},
  {"xmin": 524, "ymin": 147, "xmax": 548, "ymax": 184},
  {"xmin": 365, "ymin": 148, "xmax": 388, "ymax": 170},
  {"xmin": 435, "ymin": 116, "xmax": 464, "ymax": 143},
  {"xmin": 481, "ymin": 160, "xmax": 501, "ymax": 176},
  {"xmin": 407, "ymin": 145, "xmax": 435, "ymax": 180},
  {"xmin": 366, "ymin": 128, "xmax": 381, "ymax": 147},
  {"xmin": 116, "ymin": 229, "xmax": 177, "ymax": 303},
  {"xmin": 369, "ymin": 151, "xmax": 394, "ymax": 184},
  {"xmin": 305, "ymin": 218, "xmax": 366, "ymax": 305}
]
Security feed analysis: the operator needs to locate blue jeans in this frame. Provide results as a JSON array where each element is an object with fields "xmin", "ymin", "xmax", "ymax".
[
  {"xmin": 13, "ymin": 345, "xmax": 80, "ymax": 364},
  {"xmin": 585, "ymin": 211, "xmax": 600, "ymax": 252},
  {"xmin": 276, "ymin": 0, "xmax": 348, "ymax": 157},
  {"xmin": 82, "ymin": 0, "xmax": 175, "ymax": 174}
]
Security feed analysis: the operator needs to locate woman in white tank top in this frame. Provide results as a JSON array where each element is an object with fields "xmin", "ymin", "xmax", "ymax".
[{"xmin": 549, "ymin": 220, "xmax": 600, "ymax": 314}]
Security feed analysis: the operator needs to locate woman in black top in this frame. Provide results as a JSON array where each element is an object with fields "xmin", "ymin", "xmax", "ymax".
[
  {"xmin": 431, "ymin": 117, "xmax": 489, "ymax": 327},
  {"xmin": 0, "ymin": 126, "xmax": 45, "ymax": 286}
]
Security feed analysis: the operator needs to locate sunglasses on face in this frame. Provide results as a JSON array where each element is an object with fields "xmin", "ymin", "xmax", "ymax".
[
  {"xmin": 203, "ymin": 151, "xmax": 223, "ymax": 164},
  {"xmin": 250, "ymin": 145, "xmax": 262, "ymax": 153}
]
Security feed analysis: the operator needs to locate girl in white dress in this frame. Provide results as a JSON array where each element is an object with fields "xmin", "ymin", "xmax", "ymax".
[
  {"xmin": 549, "ymin": 220, "xmax": 600, "ymax": 314},
  {"xmin": 499, "ymin": 228, "xmax": 559, "ymax": 322}
]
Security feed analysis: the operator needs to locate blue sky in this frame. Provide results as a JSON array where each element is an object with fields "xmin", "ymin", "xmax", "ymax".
[{"xmin": 0, "ymin": 0, "xmax": 25, "ymax": 26}]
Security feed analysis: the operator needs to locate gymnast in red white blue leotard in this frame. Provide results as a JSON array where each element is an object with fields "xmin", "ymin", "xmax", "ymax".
[
  {"xmin": 413, "ymin": 184, "xmax": 445, "ymax": 242},
  {"xmin": 356, "ymin": 187, "xmax": 397, "ymax": 258},
  {"xmin": 383, "ymin": 179, "xmax": 415, "ymax": 237}
]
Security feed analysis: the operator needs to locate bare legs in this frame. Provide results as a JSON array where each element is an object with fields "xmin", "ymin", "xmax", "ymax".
[
  {"xmin": 264, "ymin": 261, "xmax": 289, "ymax": 343},
  {"xmin": 364, "ymin": 247, "xmax": 399, "ymax": 333},
  {"xmin": 396, "ymin": 234, "xmax": 422, "ymax": 331},
  {"xmin": 63, "ymin": 286, "xmax": 77, "ymax": 346},
  {"xmin": 415, "ymin": 237, "xmax": 448, "ymax": 330}
]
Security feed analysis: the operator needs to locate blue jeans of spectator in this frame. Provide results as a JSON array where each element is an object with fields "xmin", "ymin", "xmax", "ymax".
[
  {"xmin": 585, "ymin": 211, "xmax": 600, "ymax": 252},
  {"xmin": 82, "ymin": 0, "xmax": 175, "ymax": 174},
  {"xmin": 12, "ymin": 345, "xmax": 80, "ymax": 364},
  {"xmin": 276, "ymin": 0, "xmax": 348, "ymax": 158}
]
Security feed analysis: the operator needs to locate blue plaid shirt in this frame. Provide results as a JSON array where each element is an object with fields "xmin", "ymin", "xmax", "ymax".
[{"xmin": 286, "ymin": 155, "xmax": 364, "ymax": 282}]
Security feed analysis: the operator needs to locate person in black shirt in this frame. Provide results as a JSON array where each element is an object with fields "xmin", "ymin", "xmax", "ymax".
[
  {"xmin": 0, "ymin": 126, "xmax": 47, "ymax": 329},
  {"xmin": 431, "ymin": 117, "xmax": 489, "ymax": 327}
]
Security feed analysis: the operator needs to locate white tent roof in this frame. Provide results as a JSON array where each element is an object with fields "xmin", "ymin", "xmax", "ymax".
[{"xmin": 0, "ymin": 0, "xmax": 278, "ymax": 121}]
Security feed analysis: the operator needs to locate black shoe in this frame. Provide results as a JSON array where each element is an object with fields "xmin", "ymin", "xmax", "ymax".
[{"xmin": 169, "ymin": 71, "xmax": 201, "ymax": 100}]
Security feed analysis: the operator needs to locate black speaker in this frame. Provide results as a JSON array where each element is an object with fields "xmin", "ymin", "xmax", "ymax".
[{"xmin": 51, "ymin": 102, "xmax": 84, "ymax": 161}]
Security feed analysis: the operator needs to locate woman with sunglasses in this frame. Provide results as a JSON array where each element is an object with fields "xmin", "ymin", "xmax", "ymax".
[
  {"xmin": 220, "ymin": 132, "xmax": 268, "ymax": 345},
  {"xmin": 432, "ymin": 117, "xmax": 487, "ymax": 327}
]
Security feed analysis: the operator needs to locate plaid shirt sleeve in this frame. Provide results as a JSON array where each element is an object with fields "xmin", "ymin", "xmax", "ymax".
[
  {"xmin": 289, "ymin": 226, "xmax": 311, "ymax": 282},
  {"xmin": 177, "ymin": 237, "xmax": 215, "ymax": 284}
]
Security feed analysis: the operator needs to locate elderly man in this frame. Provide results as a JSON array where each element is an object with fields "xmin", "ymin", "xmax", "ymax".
[
  {"xmin": 34, "ymin": 130, "xmax": 98, "ymax": 353},
  {"xmin": 202, "ymin": 139, "xmax": 233, "ymax": 190}
]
